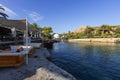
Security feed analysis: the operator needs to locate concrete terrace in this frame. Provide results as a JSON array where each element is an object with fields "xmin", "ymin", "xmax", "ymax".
[{"xmin": 0, "ymin": 48, "xmax": 76, "ymax": 80}]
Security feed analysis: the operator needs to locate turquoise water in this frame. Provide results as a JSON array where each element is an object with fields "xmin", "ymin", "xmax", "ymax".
[{"xmin": 49, "ymin": 42, "xmax": 120, "ymax": 80}]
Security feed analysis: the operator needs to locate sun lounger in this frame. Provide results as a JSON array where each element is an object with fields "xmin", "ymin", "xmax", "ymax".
[
  {"xmin": 0, "ymin": 51, "xmax": 26, "ymax": 67},
  {"xmin": 0, "ymin": 45, "xmax": 35, "ymax": 67},
  {"xmin": 10, "ymin": 45, "xmax": 35, "ymax": 55}
]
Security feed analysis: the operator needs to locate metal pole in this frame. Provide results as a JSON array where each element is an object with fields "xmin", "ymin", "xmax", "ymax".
[{"xmin": 26, "ymin": 18, "xmax": 28, "ymax": 64}]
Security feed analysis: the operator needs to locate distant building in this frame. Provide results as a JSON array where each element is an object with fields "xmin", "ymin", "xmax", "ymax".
[{"xmin": 53, "ymin": 33, "xmax": 60, "ymax": 39}]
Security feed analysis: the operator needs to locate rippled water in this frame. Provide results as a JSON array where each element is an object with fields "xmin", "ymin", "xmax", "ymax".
[{"xmin": 49, "ymin": 42, "xmax": 120, "ymax": 80}]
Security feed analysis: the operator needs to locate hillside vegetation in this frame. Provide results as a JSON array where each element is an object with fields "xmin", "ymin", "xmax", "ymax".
[{"xmin": 61, "ymin": 25, "xmax": 120, "ymax": 39}]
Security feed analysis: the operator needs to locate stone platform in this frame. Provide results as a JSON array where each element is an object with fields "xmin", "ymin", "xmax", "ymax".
[{"xmin": 0, "ymin": 48, "xmax": 76, "ymax": 80}]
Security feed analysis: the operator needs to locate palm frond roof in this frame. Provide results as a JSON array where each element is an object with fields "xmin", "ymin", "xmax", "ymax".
[{"xmin": 0, "ymin": 17, "xmax": 37, "ymax": 32}]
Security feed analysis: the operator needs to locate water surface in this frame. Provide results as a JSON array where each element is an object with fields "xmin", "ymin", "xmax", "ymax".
[{"xmin": 49, "ymin": 42, "xmax": 120, "ymax": 80}]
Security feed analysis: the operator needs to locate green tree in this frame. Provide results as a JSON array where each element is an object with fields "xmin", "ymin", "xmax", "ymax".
[
  {"xmin": 84, "ymin": 26, "xmax": 94, "ymax": 38},
  {"xmin": 32, "ymin": 23, "xmax": 42, "ymax": 38},
  {"xmin": 32, "ymin": 23, "xmax": 42, "ymax": 33},
  {"xmin": 32, "ymin": 23, "xmax": 42, "ymax": 30},
  {"xmin": 100, "ymin": 25, "xmax": 113, "ymax": 37},
  {"xmin": 43, "ymin": 26, "xmax": 53, "ymax": 39},
  {"xmin": 67, "ymin": 31, "xmax": 74, "ymax": 39},
  {"xmin": 113, "ymin": 26, "xmax": 120, "ymax": 37},
  {"xmin": 0, "ymin": 6, "xmax": 8, "ymax": 19},
  {"xmin": 100, "ymin": 24, "xmax": 111, "ymax": 34},
  {"xmin": 94, "ymin": 27, "xmax": 101, "ymax": 37}
]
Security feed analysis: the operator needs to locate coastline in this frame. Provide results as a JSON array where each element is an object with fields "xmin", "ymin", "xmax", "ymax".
[
  {"xmin": 68, "ymin": 38, "xmax": 120, "ymax": 43},
  {"xmin": 0, "ymin": 48, "xmax": 76, "ymax": 80}
]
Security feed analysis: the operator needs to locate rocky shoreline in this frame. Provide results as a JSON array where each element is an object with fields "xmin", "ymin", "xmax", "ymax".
[{"xmin": 0, "ymin": 48, "xmax": 76, "ymax": 80}]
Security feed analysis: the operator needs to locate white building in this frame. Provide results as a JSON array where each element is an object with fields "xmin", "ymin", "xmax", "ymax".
[{"xmin": 53, "ymin": 33, "xmax": 60, "ymax": 39}]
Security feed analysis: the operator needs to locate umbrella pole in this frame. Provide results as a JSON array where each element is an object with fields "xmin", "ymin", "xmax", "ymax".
[{"xmin": 25, "ymin": 18, "xmax": 28, "ymax": 64}]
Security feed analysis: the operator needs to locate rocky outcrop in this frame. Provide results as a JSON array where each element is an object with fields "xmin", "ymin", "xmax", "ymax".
[{"xmin": 74, "ymin": 26, "xmax": 87, "ymax": 33}]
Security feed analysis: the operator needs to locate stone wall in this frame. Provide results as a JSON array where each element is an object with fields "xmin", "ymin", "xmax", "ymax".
[{"xmin": 68, "ymin": 38, "xmax": 120, "ymax": 43}]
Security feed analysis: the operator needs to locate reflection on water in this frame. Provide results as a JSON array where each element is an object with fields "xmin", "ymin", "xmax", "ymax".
[{"xmin": 49, "ymin": 42, "xmax": 120, "ymax": 80}]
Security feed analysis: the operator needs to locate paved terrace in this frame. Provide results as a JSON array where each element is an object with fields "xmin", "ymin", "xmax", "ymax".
[{"xmin": 0, "ymin": 48, "xmax": 76, "ymax": 80}]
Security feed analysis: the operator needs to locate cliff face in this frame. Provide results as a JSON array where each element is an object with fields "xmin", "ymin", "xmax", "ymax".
[{"xmin": 74, "ymin": 26, "xmax": 87, "ymax": 33}]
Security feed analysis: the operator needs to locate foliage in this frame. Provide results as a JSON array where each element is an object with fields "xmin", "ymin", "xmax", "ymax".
[
  {"xmin": 32, "ymin": 23, "xmax": 53, "ymax": 39},
  {"xmin": 0, "ymin": 6, "xmax": 8, "ymax": 19},
  {"xmin": 32, "ymin": 23, "xmax": 42, "ymax": 30},
  {"xmin": 42, "ymin": 26, "xmax": 53, "ymax": 39},
  {"xmin": 61, "ymin": 25, "xmax": 120, "ymax": 39}
]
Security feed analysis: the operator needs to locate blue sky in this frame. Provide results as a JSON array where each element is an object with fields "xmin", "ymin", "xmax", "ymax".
[{"xmin": 0, "ymin": 0, "xmax": 120, "ymax": 33}]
